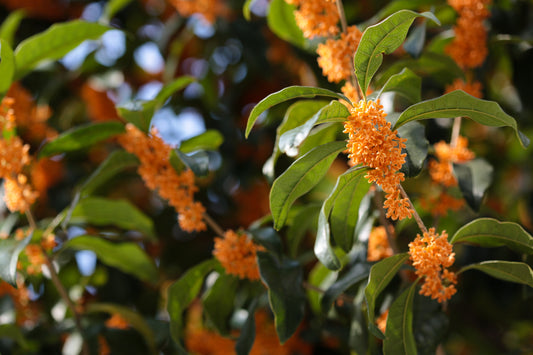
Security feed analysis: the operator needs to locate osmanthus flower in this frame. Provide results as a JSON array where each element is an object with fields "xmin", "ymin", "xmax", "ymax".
[
  {"xmin": 445, "ymin": 78, "xmax": 483, "ymax": 98},
  {"xmin": 367, "ymin": 226, "xmax": 393, "ymax": 262},
  {"xmin": 118, "ymin": 123, "xmax": 206, "ymax": 232},
  {"xmin": 376, "ymin": 309, "xmax": 389, "ymax": 334},
  {"xmin": 317, "ymin": 25, "xmax": 363, "ymax": 83},
  {"xmin": 408, "ymin": 228, "xmax": 457, "ymax": 303},
  {"xmin": 287, "ymin": 0, "xmax": 340, "ymax": 39},
  {"xmin": 105, "ymin": 313, "xmax": 130, "ymax": 329},
  {"xmin": 212, "ymin": 230, "xmax": 265, "ymax": 280},
  {"xmin": 80, "ymin": 82, "xmax": 121, "ymax": 122},
  {"xmin": 344, "ymin": 100, "xmax": 413, "ymax": 220},
  {"xmin": 167, "ymin": 0, "xmax": 229, "ymax": 24},
  {"xmin": 428, "ymin": 136, "xmax": 475, "ymax": 187},
  {"xmin": 421, "ymin": 191, "xmax": 465, "ymax": 217}
]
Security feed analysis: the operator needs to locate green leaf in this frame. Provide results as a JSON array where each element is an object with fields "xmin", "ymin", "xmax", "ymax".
[
  {"xmin": 0, "ymin": 231, "xmax": 32, "ymax": 286},
  {"xmin": 80, "ymin": 150, "xmax": 139, "ymax": 196},
  {"xmin": 321, "ymin": 263, "xmax": 370, "ymax": 312},
  {"xmin": 179, "ymin": 130, "xmax": 224, "ymax": 153},
  {"xmin": 117, "ymin": 100, "xmax": 157, "ymax": 133},
  {"xmin": 398, "ymin": 122, "xmax": 428, "ymax": 177},
  {"xmin": 267, "ymin": 0, "xmax": 305, "ymax": 48},
  {"xmin": 243, "ymin": 0, "xmax": 255, "ymax": 21},
  {"xmin": 394, "ymin": 90, "xmax": 530, "ymax": 148},
  {"xmin": 249, "ymin": 227, "xmax": 283, "ymax": 257},
  {"xmin": 403, "ymin": 21, "xmax": 426, "ymax": 58},
  {"xmin": 14, "ymin": 20, "xmax": 110, "ymax": 78},
  {"xmin": 0, "ymin": 39, "xmax": 15, "ymax": 95},
  {"xmin": 86, "ymin": 303, "xmax": 157, "ymax": 355},
  {"xmin": 307, "ymin": 262, "xmax": 338, "ymax": 314},
  {"xmin": 39, "ymin": 122, "xmax": 125, "ymax": 158},
  {"xmin": 298, "ymin": 123, "xmax": 341, "ymax": 157},
  {"xmin": 450, "ymin": 218, "xmax": 533, "ymax": 254},
  {"xmin": 257, "ymin": 252, "xmax": 305, "ymax": 343},
  {"xmin": 270, "ymin": 141, "xmax": 346, "ymax": 230},
  {"xmin": 365, "ymin": 253, "xmax": 410, "ymax": 338},
  {"xmin": 174, "ymin": 149, "xmax": 210, "ymax": 176},
  {"xmin": 354, "ymin": 10, "xmax": 440, "ymax": 97},
  {"xmin": 362, "ymin": 0, "xmax": 437, "ymax": 27},
  {"xmin": 64, "ymin": 236, "xmax": 158, "ymax": 283},
  {"xmin": 383, "ymin": 282, "xmax": 418, "ymax": 355},
  {"xmin": 153, "ymin": 76, "xmax": 195, "ymax": 105},
  {"xmin": 102, "ymin": 0, "xmax": 134, "ymax": 22},
  {"xmin": 459, "ymin": 261, "xmax": 533, "ymax": 288},
  {"xmin": 453, "ymin": 158, "xmax": 493, "ymax": 211},
  {"xmin": 70, "ymin": 197, "xmax": 156, "ymax": 239},
  {"xmin": 235, "ymin": 300, "xmax": 258, "ymax": 355},
  {"xmin": 286, "ymin": 204, "xmax": 320, "ymax": 257},
  {"xmin": 167, "ymin": 259, "xmax": 219, "ymax": 347},
  {"xmin": 378, "ymin": 68, "xmax": 421, "ymax": 103},
  {"xmin": 0, "ymin": 10, "xmax": 25, "ymax": 46},
  {"xmin": 245, "ymin": 86, "xmax": 347, "ymax": 138},
  {"xmin": 203, "ymin": 273, "xmax": 238, "ymax": 335},
  {"xmin": 0, "ymin": 324, "xmax": 35, "ymax": 350}
]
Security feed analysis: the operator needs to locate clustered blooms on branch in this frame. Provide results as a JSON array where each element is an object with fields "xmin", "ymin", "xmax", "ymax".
[
  {"xmin": 167, "ymin": 0, "xmax": 229, "ymax": 24},
  {"xmin": 118, "ymin": 123, "xmax": 206, "ymax": 232},
  {"xmin": 409, "ymin": 228, "xmax": 457, "ymax": 303},
  {"xmin": 429, "ymin": 136, "xmax": 475, "ymax": 188},
  {"xmin": 366, "ymin": 226, "xmax": 393, "ymax": 262},
  {"xmin": 286, "ymin": 0, "xmax": 340, "ymax": 39},
  {"xmin": 212, "ymin": 230, "xmax": 265, "ymax": 280}
]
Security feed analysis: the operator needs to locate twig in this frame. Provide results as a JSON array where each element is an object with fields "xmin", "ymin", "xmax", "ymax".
[
  {"xmin": 202, "ymin": 212, "xmax": 225, "ymax": 238},
  {"xmin": 450, "ymin": 117, "xmax": 462, "ymax": 148},
  {"xmin": 399, "ymin": 184, "xmax": 428, "ymax": 234}
]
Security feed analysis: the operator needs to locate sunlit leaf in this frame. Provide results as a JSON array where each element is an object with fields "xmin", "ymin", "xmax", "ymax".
[
  {"xmin": 270, "ymin": 141, "xmax": 346, "ymax": 230},
  {"xmin": 459, "ymin": 261, "xmax": 533, "ymax": 288},
  {"xmin": 64, "ymin": 236, "xmax": 158, "ymax": 283},
  {"xmin": 450, "ymin": 218, "xmax": 533, "ymax": 254},
  {"xmin": 298, "ymin": 123, "xmax": 341, "ymax": 157},
  {"xmin": 179, "ymin": 130, "xmax": 224, "ymax": 153},
  {"xmin": 0, "ymin": 10, "xmax": 25, "ymax": 47},
  {"xmin": 203, "ymin": 273, "xmax": 238, "ymax": 335},
  {"xmin": 245, "ymin": 86, "xmax": 347, "ymax": 138},
  {"xmin": 267, "ymin": 0, "xmax": 305, "ymax": 48},
  {"xmin": 394, "ymin": 90, "xmax": 530, "ymax": 148},
  {"xmin": 0, "ymin": 39, "xmax": 15, "ymax": 96},
  {"xmin": 0, "ymin": 231, "xmax": 32, "ymax": 286},
  {"xmin": 398, "ymin": 122, "xmax": 428, "ymax": 177},
  {"xmin": 383, "ymin": 282, "xmax": 418, "ymax": 355},
  {"xmin": 378, "ymin": 68, "xmax": 421, "ymax": 103},
  {"xmin": 39, "ymin": 122, "xmax": 125, "ymax": 158},
  {"xmin": 154, "ymin": 76, "xmax": 195, "ymax": 105},
  {"xmin": 354, "ymin": 10, "xmax": 440, "ymax": 97},
  {"xmin": 453, "ymin": 158, "xmax": 493, "ymax": 211},
  {"xmin": 116, "ymin": 100, "xmax": 156, "ymax": 133}
]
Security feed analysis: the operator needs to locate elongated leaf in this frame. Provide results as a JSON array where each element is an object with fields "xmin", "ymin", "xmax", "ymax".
[
  {"xmin": 0, "ymin": 10, "xmax": 25, "ymax": 46},
  {"xmin": 167, "ymin": 259, "xmax": 219, "ymax": 348},
  {"xmin": 321, "ymin": 263, "xmax": 370, "ymax": 312},
  {"xmin": 102, "ymin": 0, "xmax": 134, "ymax": 22},
  {"xmin": 154, "ymin": 76, "xmax": 195, "ymax": 105},
  {"xmin": 0, "ymin": 231, "xmax": 32, "ymax": 286},
  {"xmin": 203, "ymin": 273, "xmax": 238, "ymax": 335},
  {"xmin": 80, "ymin": 150, "xmax": 139, "ymax": 196},
  {"xmin": 174, "ymin": 149, "xmax": 210, "ymax": 176},
  {"xmin": 267, "ymin": 0, "xmax": 305, "ymax": 48},
  {"xmin": 246, "ymin": 86, "xmax": 347, "ymax": 138},
  {"xmin": 394, "ymin": 90, "xmax": 530, "ymax": 148},
  {"xmin": 270, "ymin": 141, "xmax": 346, "ymax": 230},
  {"xmin": 86, "ymin": 303, "xmax": 157, "ymax": 355},
  {"xmin": 362, "ymin": 0, "xmax": 436, "ymax": 27},
  {"xmin": 383, "ymin": 282, "xmax": 418, "ymax": 355},
  {"xmin": 398, "ymin": 122, "xmax": 428, "ymax": 177},
  {"xmin": 70, "ymin": 197, "xmax": 156, "ymax": 239},
  {"xmin": 453, "ymin": 158, "xmax": 493, "ymax": 211},
  {"xmin": 235, "ymin": 300, "xmax": 258, "ymax": 355},
  {"xmin": 298, "ymin": 123, "xmax": 341, "ymax": 157},
  {"xmin": 243, "ymin": 0, "xmax": 255, "ymax": 21},
  {"xmin": 378, "ymin": 68, "xmax": 421, "ymax": 103},
  {"xmin": 257, "ymin": 252, "xmax": 305, "ymax": 343},
  {"xmin": 0, "ymin": 40, "xmax": 15, "ymax": 95},
  {"xmin": 354, "ymin": 10, "xmax": 440, "ymax": 97},
  {"xmin": 459, "ymin": 261, "xmax": 533, "ymax": 288},
  {"xmin": 365, "ymin": 253, "xmax": 410, "ymax": 338},
  {"xmin": 14, "ymin": 20, "xmax": 110, "ymax": 78},
  {"xmin": 64, "ymin": 236, "xmax": 158, "ymax": 283},
  {"xmin": 117, "ymin": 100, "xmax": 156, "ymax": 133},
  {"xmin": 39, "ymin": 122, "xmax": 125, "ymax": 158},
  {"xmin": 287, "ymin": 204, "xmax": 320, "ymax": 257},
  {"xmin": 450, "ymin": 218, "xmax": 533, "ymax": 254},
  {"xmin": 179, "ymin": 130, "xmax": 223, "ymax": 153}
]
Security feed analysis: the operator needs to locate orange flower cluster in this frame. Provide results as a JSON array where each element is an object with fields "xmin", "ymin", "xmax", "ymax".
[
  {"xmin": 429, "ymin": 136, "xmax": 475, "ymax": 187},
  {"xmin": 118, "ymin": 123, "xmax": 206, "ymax": 232},
  {"xmin": 367, "ymin": 226, "xmax": 393, "ymax": 262},
  {"xmin": 288, "ymin": 0, "xmax": 340, "ymax": 39},
  {"xmin": 445, "ymin": 78, "xmax": 483, "ymax": 98},
  {"xmin": 408, "ymin": 228, "xmax": 457, "ymax": 303},
  {"xmin": 344, "ymin": 100, "xmax": 412, "ymax": 220},
  {"xmin": 167, "ymin": 0, "xmax": 229, "ymax": 23},
  {"xmin": 376, "ymin": 309, "xmax": 389, "ymax": 334},
  {"xmin": 15, "ymin": 229, "xmax": 56, "ymax": 275},
  {"xmin": 105, "ymin": 313, "xmax": 130, "ymax": 329},
  {"xmin": 317, "ymin": 26, "xmax": 363, "ymax": 83},
  {"xmin": 341, "ymin": 82, "xmax": 360, "ymax": 104},
  {"xmin": 421, "ymin": 192, "xmax": 465, "ymax": 216},
  {"xmin": 212, "ymin": 230, "xmax": 265, "ymax": 280},
  {"xmin": 0, "ymin": 281, "xmax": 40, "ymax": 326},
  {"xmin": 446, "ymin": 0, "xmax": 491, "ymax": 69}
]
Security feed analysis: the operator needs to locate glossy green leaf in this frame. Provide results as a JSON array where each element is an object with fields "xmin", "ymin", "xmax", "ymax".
[
  {"xmin": 362, "ymin": 0, "xmax": 436, "ymax": 28},
  {"xmin": 116, "ymin": 100, "xmax": 156, "ymax": 133},
  {"xmin": 378, "ymin": 68, "xmax": 421, "ymax": 103},
  {"xmin": 0, "ymin": 10, "xmax": 25, "ymax": 46},
  {"xmin": 307, "ymin": 262, "xmax": 338, "ymax": 314},
  {"xmin": 249, "ymin": 227, "xmax": 283, "ymax": 257},
  {"xmin": 398, "ymin": 122, "xmax": 428, "ymax": 177},
  {"xmin": 354, "ymin": 10, "xmax": 440, "ymax": 97},
  {"xmin": 179, "ymin": 130, "xmax": 224, "ymax": 153},
  {"xmin": 243, "ymin": 0, "xmax": 255, "ymax": 21},
  {"xmin": 286, "ymin": 204, "xmax": 320, "ymax": 257},
  {"xmin": 453, "ymin": 158, "xmax": 493, "ymax": 211},
  {"xmin": 0, "ymin": 39, "xmax": 15, "ymax": 95},
  {"xmin": 321, "ymin": 263, "xmax": 370, "ymax": 312},
  {"xmin": 257, "ymin": 252, "xmax": 305, "ymax": 343},
  {"xmin": 235, "ymin": 300, "xmax": 258, "ymax": 355},
  {"xmin": 459, "ymin": 261, "xmax": 533, "ymax": 288},
  {"xmin": 450, "ymin": 218, "xmax": 533, "ymax": 254},
  {"xmin": 270, "ymin": 141, "xmax": 346, "ymax": 230},
  {"xmin": 267, "ymin": 0, "xmax": 305, "ymax": 48},
  {"xmin": 394, "ymin": 90, "xmax": 530, "ymax": 148},
  {"xmin": 70, "ymin": 197, "xmax": 156, "ymax": 239},
  {"xmin": 39, "ymin": 122, "xmax": 125, "ymax": 158},
  {"xmin": 102, "ymin": 0, "xmax": 134, "ymax": 22},
  {"xmin": 80, "ymin": 150, "xmax": 139, "ymax": 196},
  {"xmin": 167, "ymin": 259, "xmax": 219, "ymax": 348},
  {"xmin": 203, "ymin": 273, "xmax": 238, "ymax": 335},
  {"xmin": 403, "ymin": 21, "xmax": 426, "ymax": 58},
  {"xmin": 383, "ymin": 282, "xmax": 418, "ymax": 355},
  {"xmin": 64, "ymin": 236, "xmax": 158, "ymax": 283},
  {"xmin": 87, "ymin": 302, "xmax": 157, "ymax": 355},
  {"xmin": 0, "ymin": 231, "xmax": 32, "ymax": 286},
  {"xmin": 298, "ymin": 123, "xmax": 341, "ymax": 157},
  {"xmin": 365, "ymin": 253, "xmax": 410, "ymax": 338},
  {"xmin": 245, "ymin": 86, "xmax": 347, "ymax": 138},
  {"xmin": 154, "ymin": 76, "xmax": 195, "ymax": 105},
  {"xmin": 14, "ymin": 20, "xmax": 110, "ymax": 78},
  {"xmin": 174, "ymin": 149, "xmax": 210, "ymax": 176}
]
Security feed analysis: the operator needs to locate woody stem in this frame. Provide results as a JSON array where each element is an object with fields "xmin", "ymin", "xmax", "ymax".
[
  {"xmin": 203, "ymin": 212, "xmax": 225, "ymax": 238},
  {"xmin": 450, "ymin": 117, "xmax": 462, "ymax": 148},
  {"xmin": 373, "ymin": 188, "xmax": 399, "ymax": 254},
  {"xmin": 399, "ymin": 184, "xmax": 428, "ymax": 234}
]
